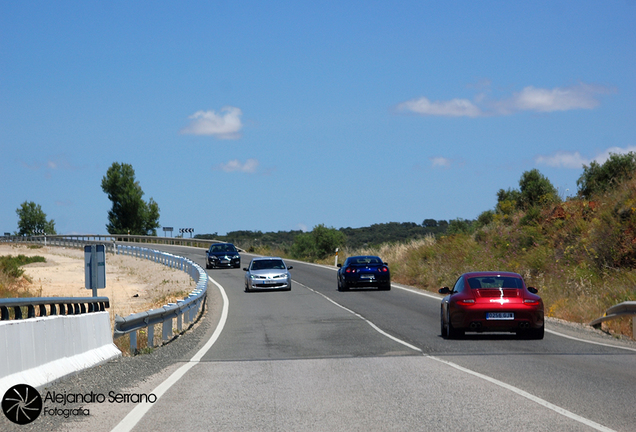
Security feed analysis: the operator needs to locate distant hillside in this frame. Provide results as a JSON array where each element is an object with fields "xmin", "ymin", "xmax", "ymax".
[{"xmin": 196, "ymin": 219, "xmax": 450, "ymax": 250}]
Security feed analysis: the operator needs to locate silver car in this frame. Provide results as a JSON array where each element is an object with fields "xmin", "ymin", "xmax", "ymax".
[{"xmin": 244, "ymin": 257, "xmax": 293, "ymax": 292}]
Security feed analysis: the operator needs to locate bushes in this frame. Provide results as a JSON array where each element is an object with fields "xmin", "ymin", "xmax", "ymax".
[
  {"xmin": 0, "ymin": 254, "xmax": 45, "ymax": 298},
  {"xmin": 0, "ymin": 255, "xmax": 45, "ymax": 279},
  {"xmin": 577, "ymin": 152, "xmax": 636, "ymax": 199},
  {"xmin": 290, "ymin": 224, "xmax": 346, "ymax": 261}
]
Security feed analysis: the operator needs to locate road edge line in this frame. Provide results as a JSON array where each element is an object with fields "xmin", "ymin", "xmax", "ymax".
[{"xmin": 110, "ymin": 276, "xmax": 229, "ymax": 432}]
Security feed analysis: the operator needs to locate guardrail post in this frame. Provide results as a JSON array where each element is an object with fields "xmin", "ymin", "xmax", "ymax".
[
  {"xmin": 162, "ymin": 310, "xmax": 173, "ymax": 341},
  {"xmin": 147, "ymin": 324, "xmax": 155, "ymax": 348},
  {"xmin": 130, "ymin": 330, "xmax": 138, "ymax": 354}
]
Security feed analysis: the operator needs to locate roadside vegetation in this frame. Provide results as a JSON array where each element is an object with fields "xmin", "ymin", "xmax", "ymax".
[{"xmin": 0, "ymin": 254, "xmax": 45, "ymax": 298}]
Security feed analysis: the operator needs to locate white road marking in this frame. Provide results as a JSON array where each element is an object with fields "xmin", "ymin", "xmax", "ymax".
[
  {"xmin": 545, "ymin": 328, "xmax": 636, "ymax": 352},
  {"xmin": 110, "ymin": 276, "xmax": 229, "ymax": 432},
  {"xmin": 292, "ymin": 258, "xmax": 636, "ymax": 352},
  {"xmin": 296, "ymin": 279, "xmax": 617, "ymax": 432},
  {"xmin": 428, "ymin": 356, "xmax": 616, "ymax": 432},
  {"xmin": 295, "ymin": 281, "xmax": 422, "ymax": 353}
]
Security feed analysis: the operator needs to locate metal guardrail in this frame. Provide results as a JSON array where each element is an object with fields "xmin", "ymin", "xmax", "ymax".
[
  {"xmin": 113, "ymin": 244, "xmax": 208, "ymax": 353},
  {"xmin": 1, "ymin": 234, "xmax": 222, "ymax": 250},
  {"xmin": 590, "ymin": 301, "xmax": 636, "ymax": 331},
  {"xmin": 0, "ymin": 297, "xmax": 110, "ymax": 320},
  {"xmin": 2, "ymin": 236, "xmax": 209, "ymax": 354}
]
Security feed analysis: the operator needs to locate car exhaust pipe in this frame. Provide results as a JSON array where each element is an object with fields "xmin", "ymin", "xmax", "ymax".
[
  {"xmin": 469, "ymin": 322, "xmax": 482, "ymax": 331},
  {"xmin": 519, "ymin": 322, "xmax": 529, "ymax": 329}
]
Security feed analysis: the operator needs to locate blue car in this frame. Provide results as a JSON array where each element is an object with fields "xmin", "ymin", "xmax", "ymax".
[{"xmin": 337, "ymin": 255, "xmax": 391, "ymax": 291}]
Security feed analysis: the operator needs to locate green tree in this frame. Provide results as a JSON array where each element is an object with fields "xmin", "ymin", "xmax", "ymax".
[
  {"xmin": 290, "ymin": 224, "xmax": 346, "ymax": 260},
  {"xmin": 518, "ymin": 169, "xmax": 559, "ymax": 209},
  {"xmin": 475, "ymin": 210, "xmax": 495, "ymax": 228},
  {"xmin": 496, "ymin": 170, "xmax": 559, "ymax": 213},
  {"xmin": 422, "ymin": 219, "xmax": 438, "ymax": 228},
  {"xmin": 496, "ymin": 188, "xmax": 521, "ymax": 215},
  {"xmin": 16, "ymin": 201, "xmax": 56, "ymax": 236},
  {"xmin": 101, "ymin": 162, "xmax": 160, "ymax": 235},
  {"xmin": 577, "ymin": 152, "xmax": 636, "ymax": 199},
  {"xmin": 446, "ymin": 218, "xmax": 474, "ymax": 235}
]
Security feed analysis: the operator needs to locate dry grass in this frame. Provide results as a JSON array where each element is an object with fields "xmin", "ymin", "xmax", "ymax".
[{"xmin": 334, "ymin": 233, "xmax": 635, "ymax": 340}]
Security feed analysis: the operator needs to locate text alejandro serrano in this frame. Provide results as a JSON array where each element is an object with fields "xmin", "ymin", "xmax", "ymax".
[{"xmin": 44, "ymin": 391, "xmax": 157, "ymax": 405}]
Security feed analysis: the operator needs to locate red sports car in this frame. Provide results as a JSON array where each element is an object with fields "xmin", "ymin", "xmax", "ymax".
[{"xmin": 438, "ymin": 271, "xmax": 544, "ymax": 339}]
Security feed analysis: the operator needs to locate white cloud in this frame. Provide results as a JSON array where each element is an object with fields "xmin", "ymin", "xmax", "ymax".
[
  {"xmin": 397, "ymin": 97, "xmax": 483, "ymax": 117},
  {"xmin": 214, "ymin": 158, "xmax": 259, "ymax": 173},
  {"xmin": 535, "ymin": 146, "xmax": 636, "ymax": 169},
  {"xmin": 181, "ymin": 106, "xmax": 243, "ymax": 139},
  {"xmin": 397, "ymin": 82, "xmax": 612, "ymax": 117},
  {"xmin": 430, "ymin": 156, "xmax": 452, "ymax": 168},
  {"xmin": 592, "ymin": 146, "xmax": 636, "ymax": 165},
  {"xmin": 498, "ymin": 83, "xmax": 609, "ymax": 114},
  {"xmin": 535, "ymin": 151, "xmax": 588, "ymax": 169}
]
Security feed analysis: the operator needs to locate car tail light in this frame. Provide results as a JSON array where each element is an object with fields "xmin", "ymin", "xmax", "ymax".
[
  {"xmin": 457, "ymin": 299, "xmax": 475, "ymax": 305},
  {"xmin": 379, "ymin": 267, "xmax": 388, "ymax": 272},
  {"xmin": 346, "ymin": 268, "xmax": 356, "ymax": 273},
  {"xmin": 524, "ymin": 299, "xmax": 540, "ymax": 305}
]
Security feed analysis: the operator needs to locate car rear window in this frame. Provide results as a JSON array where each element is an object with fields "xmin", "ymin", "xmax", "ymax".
[
  {"xmin": 467, "ymin": 276, "xmax": 523, "ymax": 289},
  {"xmin": 350, "ymin": 257, "xmax": 382, "ymax": 265}
]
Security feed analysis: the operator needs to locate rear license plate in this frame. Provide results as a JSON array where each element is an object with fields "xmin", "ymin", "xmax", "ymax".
[
  {"xmin": 360, "ymin": 274, "xmax": 375, "ymax": 280},
  {"xmin": 486, "ymin": 312, "xmax": 514, "ymax": 320}
]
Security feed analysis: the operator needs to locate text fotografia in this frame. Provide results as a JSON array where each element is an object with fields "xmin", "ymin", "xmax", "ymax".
[
  {"xmin": 43, "ymin": 407, "xmax": 90, "ymax": 419},
  {"xmin": 44, "ymin": 391, "xmax": 157, "ymax": 405}
]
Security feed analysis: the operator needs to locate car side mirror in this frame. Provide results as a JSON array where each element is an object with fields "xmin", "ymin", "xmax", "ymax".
[
  {"xmin": 243, "ymin": 268, "xmax": 248, "ymax": 271},
  {"xmin": 438, "ymin": 287, "xmax": 451, "ymax": 295},
  {"xmin": 287, "ymin": 266, "xmax": 293, "ymax": 270},
  {"xmin": 337, "ymin": 264, "xmax": 342, "ymax": 268},
  {"xmin": 527, "ymin": 287, "xmax": 538, "ymax": 294}
]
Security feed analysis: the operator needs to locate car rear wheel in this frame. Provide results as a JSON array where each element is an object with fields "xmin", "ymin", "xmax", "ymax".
[
  {"xmin": 447, "ymin": 318, "xmax": 464, "ymax": 339},
  {"xmin": 440, "ymin": 309, "xmax": 448, "ymax": 338},
  {"xmin": 529, "ymin": 323, "xmax": 544, "ymax": 340},
  {"xmin": 338, "ymin": 277, "xmax": 348, "ymax": 291}
]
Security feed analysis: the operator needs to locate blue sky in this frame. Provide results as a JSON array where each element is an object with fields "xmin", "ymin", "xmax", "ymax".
[{"xmin": 1, "ymin": 1, "xmax": 635, "ymax": 236}]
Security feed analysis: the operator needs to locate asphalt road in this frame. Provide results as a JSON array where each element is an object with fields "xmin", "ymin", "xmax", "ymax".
[{"xmin": 7, "ymin": 244, "xmax": 635, "ymax": 432}]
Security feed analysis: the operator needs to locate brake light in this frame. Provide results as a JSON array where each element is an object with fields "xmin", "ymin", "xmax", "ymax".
[
  {"xmin": 345, "ymin": 268, "xmax": 356, "ymax": 273},
  {"xmin": 524, "ymin": 299, "xmax": 540, "ymax": 305},
  {"xmin": 379, "ymin": 267, "xmax": 388, "ymax": 272}
]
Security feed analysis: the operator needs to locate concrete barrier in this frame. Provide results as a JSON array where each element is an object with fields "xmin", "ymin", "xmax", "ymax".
[{"xmin": 0, "ymin": 311, "xmax": 121, "ymax": 391}]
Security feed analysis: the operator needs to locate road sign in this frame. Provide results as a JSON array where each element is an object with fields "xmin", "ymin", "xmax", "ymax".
[
  {"xmin": 179, "ymin": 228, "xmax": 194, "ymax": 238},
  {"xmin": 85, "ymin": 245, "xmax": 106, "ymax": 296}
]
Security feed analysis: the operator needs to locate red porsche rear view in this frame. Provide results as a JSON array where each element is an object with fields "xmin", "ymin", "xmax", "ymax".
[{"xmin": 439, "ymin": 271, "xmax": 544, "ymax": 339}]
